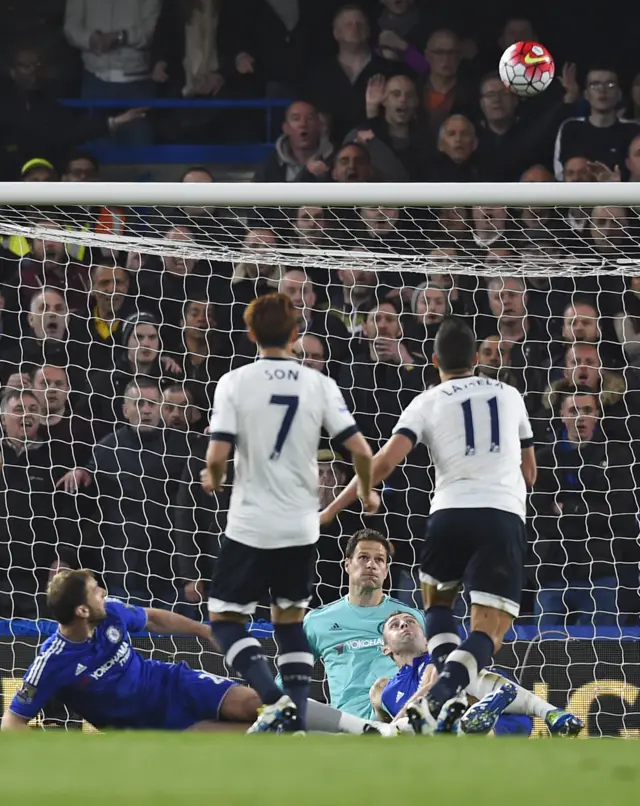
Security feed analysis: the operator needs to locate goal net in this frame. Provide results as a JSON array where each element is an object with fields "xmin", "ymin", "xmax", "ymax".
[{"xmin": 0, "ymin": 180, "xmax": 639, "ymax": 737}]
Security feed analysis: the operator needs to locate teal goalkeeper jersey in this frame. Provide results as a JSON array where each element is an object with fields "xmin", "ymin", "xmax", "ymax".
[{"xmin": 304, "ymin": 596, "xmax": 425, "ymax": 719}]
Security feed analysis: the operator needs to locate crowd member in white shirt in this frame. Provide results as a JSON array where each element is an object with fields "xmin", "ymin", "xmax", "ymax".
[{"xmin": 64, "ymin": 0, "xmax": 161, "ymax": 144}]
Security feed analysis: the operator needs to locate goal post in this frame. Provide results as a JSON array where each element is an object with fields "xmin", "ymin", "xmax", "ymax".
[{"xmin": 0, "ymin": 180, "xmax": 639, "ymax": 736}]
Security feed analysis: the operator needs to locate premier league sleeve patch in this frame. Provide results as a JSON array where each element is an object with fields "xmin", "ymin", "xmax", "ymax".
[{"xmin": 16, "ymin": 682, "xmax": 37, "ymax": 704}]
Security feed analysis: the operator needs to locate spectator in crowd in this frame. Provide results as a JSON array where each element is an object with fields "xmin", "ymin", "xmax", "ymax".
[
  {"xmin": 426, "ymin": 114, "xmax": 482, "ymax": 181},
  {"xmin": 61, "ymin": 151, "xmax": 99, "ymax": 182},
  {"xmin": 0, "ymin": 388, "xmax": 79, "ymax": 618},
  {"xmin": 355, "ymin": 73, "xmax": 426, "ymax": 179},
  {"xmin": 59, "ymin": 378, "xmax": 194, "ymax": 611},
  {"xmin": 476, "ymin": 333, "xmax": 517, "ymax": 385},
  {"xmin": 171, "ymin": 296, "xmax": 231, "ymax": 422},
  {"xmin": 15, "ymin": 220, "xmax": 90, "ymax": 313},
  {"xmin": 421, "ymin": 29, "xmax": 475, "ymax": 139},
  {"xmin": 20, "ymin": 158, "xmax": 57, "ymax": 183},
  {"xmin": 0, "ymin": 287, "xmax": 86, "ymax": 391},
  {"xmin": 325, "ymin": 267, "xmax": 379, "ymax": 337},
  {"xmin": 31, "ymin": 363, "xmax": 94, "ymax": 468},
  {"xmin": 64, "ymin": 0, "xmax": 160, "ymax": 145},
  {"xmin": 150, "ymin": 0, "xmax": 228, "ymax": 145},
  {"xmin": 306, "ymin": 5, "xmax": 395, "ymax": 142},
  {"xmin": 536, "ymin": 344, "xmax": 640, "ymax": 445},
  {"xmin": 484, "ymin": 276, "xmax": 550, "ymax": 400},
  {"xmin": 330, "ymin": 142, "xmax": 374, "ymax": 182},
  {"xmin": 86, "ymin": 312, "xmax": 182, "ymax": 432},
  {"xmin": 278, "ymin": 269, "xmax": 351, "ymax": 371},
  {"xmin": 171, "ymin": 166, "xmax": 239, "ymax": 247},
  {"xmin": 404, "ymin": 280, "xmax": 451, "ymax": 361},
  {"xmin": 253, "ymin": 100, "xmax": 334, "ymax": 182},
  {"xmin": 137, "ymin": 225, "xmax": 230, "ymax": 350},
  {"xmin": 293, "ymin": 333, "xmax": 329, "ymax": 375},
  {"xmin": 72, "ymin": 263, "xmax": 135, "ymax": 373},
  {"xmin": 531, "ymin": 385, "xmax": 640, "ymax": 627},
  {"xmin": 229, "ymin": 226, "xmax": 282, "ymax": 334},
  {"xmin": 553, "ymin": 67, "xmax": 640, "ymax": 180},
  {"xmin": 625, "ymin": 133, "xmax": 640, "ymax": 181},
  {"xmin": 161, "ymin": 384, "xmax": 199, "ymax": 433},
  {"xmin": 0, "ymin": 46, "xmax": 143, "ymax": 176},
  {"xmin": 221, "ymin": 0, "xmax": 331, "ymax": 100},
  {"xmin": 477, "ymin": 66, "xmax": 580, "ymax": 180}
]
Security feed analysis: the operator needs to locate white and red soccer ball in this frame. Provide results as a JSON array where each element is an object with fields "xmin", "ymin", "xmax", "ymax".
[{"xmin": 499, "ymin": 41, "xmax": 555, "ymax": 97}]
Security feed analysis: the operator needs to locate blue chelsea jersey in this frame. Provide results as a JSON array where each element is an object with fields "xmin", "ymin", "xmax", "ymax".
[
  {"xmin": 381, "ymin": 653, "xmax": 533, "ymax": 737},
  {"xmin": 10, "ymin": 599, "xmax": 183, "ymax": 729}
]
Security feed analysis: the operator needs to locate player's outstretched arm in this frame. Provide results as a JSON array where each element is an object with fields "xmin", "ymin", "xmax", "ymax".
[
  {"xmin": 1, "ymin": 710, "xmax": 30, "ymax": 731},
  {"xmin": 321, "ymin": 433, "xmax": 414, "ymax": 523},
  {"xmin": 342, "ymin": 431, "xmax": 374, "ymax": 511},
  {"xmin": 145, "ymin": 608, "xmax": 213, "ymax": 645}
]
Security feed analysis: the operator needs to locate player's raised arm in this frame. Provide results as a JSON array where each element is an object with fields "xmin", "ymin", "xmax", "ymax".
[{"xmin": 144, "ymin": 608, "xmax": 213, "ymax": 644}]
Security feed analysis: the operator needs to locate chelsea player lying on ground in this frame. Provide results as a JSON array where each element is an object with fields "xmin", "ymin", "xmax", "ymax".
[
  {"xmin": 1, "ymin": 569, "xmax": 260, "ymax": 732},
  {"xmin": 1, "ymin": 569, "xmax": 397, "ymax": 736},
  {"xmin": 370, "ymin": 612, "xmax": 583, "ymax": 737}
]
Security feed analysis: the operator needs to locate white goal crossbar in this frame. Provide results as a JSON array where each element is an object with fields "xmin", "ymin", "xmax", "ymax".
[{"xmin": 0, "ymin": 180, "xmax": 639, "ymax": 207}]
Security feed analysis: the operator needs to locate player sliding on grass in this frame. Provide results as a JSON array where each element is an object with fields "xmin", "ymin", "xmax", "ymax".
[
  {"xmin": 206, "ymin": 293, "xmax": 375, "ymax": 734},
  {"xmin": 321, "ymin": 316, "xmax": 544, "ymax": 733},
  {"xmin": 1, "ymin": 569, "xmax": 260, "ymax": 732},
  {"xmin": 371, "ymin": 611, "xmax": 583, "ymax": 736}
]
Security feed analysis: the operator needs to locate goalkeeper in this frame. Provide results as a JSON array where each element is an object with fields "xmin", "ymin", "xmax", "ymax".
[{"xmin": 371, "ymin": 611, "xmax": 583, "ymax": 737}]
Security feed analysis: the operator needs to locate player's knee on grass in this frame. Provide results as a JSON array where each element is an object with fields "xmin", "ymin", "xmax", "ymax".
[
  {"xmin": 470, "ymin": 604, "xmax": 513, "ymax": 652},
  {"xmin": 219, "ymin": 686, "xmax": 262, "ymax": 722}
]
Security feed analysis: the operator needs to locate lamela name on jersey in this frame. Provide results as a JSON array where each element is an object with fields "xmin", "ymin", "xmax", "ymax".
[{"xmin": 393, "ymin": 376, "xmax": 533, "ymax": 520}]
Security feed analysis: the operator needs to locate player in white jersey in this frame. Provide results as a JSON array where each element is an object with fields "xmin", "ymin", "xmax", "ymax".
[
  {"xmin": 320, "ymin": 316, "xmax": 537, "ymax": 732},
  {"xmin": 206, "ymin": 292, "xmax": 375, "ymax": 733}
]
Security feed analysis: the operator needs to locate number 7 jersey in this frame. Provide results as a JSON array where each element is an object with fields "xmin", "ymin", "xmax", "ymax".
[
  {"xmin": 209, "ymin": 358, "xmax": 359, "ymax": 548},
  {"xmin": 393, "ymin": 377, "xmax": 533, "ymax": 521}
]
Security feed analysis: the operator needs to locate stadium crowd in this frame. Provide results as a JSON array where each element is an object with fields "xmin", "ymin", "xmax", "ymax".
[{"xmin": 1, "ymin": 0, "xmax": 640, "ymax": 635}]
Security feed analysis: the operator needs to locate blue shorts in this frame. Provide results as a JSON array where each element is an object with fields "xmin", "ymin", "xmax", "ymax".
[{"xmin": 162, "ymin": 662, "xmax": 237, "ymax": 730}]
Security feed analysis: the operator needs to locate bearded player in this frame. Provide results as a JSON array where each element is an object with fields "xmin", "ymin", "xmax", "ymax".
[{"xmin": 372, "ymin": 611, "xmax": 583, "ymax": 736}]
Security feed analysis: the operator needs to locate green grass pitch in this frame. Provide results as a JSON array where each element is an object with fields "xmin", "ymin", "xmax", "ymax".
[{"xmin": 1, "ymin": 733, "xmax": 637, "ymax": 806}]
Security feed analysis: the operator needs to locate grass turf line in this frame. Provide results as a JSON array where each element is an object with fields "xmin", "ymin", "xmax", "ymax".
[{"xmin": 0, "ymin": 732, "xmax": 638, "ymax": 806}]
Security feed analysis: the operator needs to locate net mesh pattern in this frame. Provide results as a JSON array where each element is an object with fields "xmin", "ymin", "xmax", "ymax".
[{"xmin": 0, "ymin": 197, "xmax": 639, "ymax": 736}]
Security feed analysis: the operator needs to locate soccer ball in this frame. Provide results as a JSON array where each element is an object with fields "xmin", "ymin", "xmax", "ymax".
[{"xmin": 498, "ymin": 41, "xmax": 555, "ymax": 98}]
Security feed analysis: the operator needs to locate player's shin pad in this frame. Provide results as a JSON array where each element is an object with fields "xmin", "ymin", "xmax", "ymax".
[{"xmin": 210, "ymin": 621, "xmax": 282, "ymax": 705}]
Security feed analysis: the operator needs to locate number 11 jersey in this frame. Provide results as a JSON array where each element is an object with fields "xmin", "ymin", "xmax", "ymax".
[
  {"xmin": 209, "ymin": 358, "xmax": 359, "ymax": 548},
  {"xmin": 393, "ymin": 376, "xmax": 533, "ymax": 521}
]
